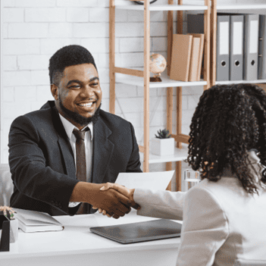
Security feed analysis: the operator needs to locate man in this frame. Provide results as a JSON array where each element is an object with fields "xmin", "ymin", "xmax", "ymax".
[{"xmin": 8, "ymin": 45, "xmax": 141, "ymax": 217}]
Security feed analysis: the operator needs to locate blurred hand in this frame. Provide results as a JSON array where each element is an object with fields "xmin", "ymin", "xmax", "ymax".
[
  {"xmin": 90, "ymin": 185, "xmax": 131, "ymax": 219},
  {"xmin": 92, "ymin": 183, "xmax": 140, "ymax": 217}
]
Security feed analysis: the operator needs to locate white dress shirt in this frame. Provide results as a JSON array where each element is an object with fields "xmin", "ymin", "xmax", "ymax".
[{"xmin": 59, "ymin": 114, "xmax": 93, "ymax": 208}]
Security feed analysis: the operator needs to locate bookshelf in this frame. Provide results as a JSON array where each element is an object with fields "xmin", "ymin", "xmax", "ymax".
[
  {"xmin": 109, "ymin": 0, "xmax": 210, "ymax": 191},
  {"xmin": 210, "ymin": 1, "xmax": 266, "ymax": 86}
]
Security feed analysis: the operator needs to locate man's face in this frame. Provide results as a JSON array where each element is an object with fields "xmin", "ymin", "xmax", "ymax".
[{"xmin": 52, "ymin": 63, "xmax": 102, "ymax": 129}]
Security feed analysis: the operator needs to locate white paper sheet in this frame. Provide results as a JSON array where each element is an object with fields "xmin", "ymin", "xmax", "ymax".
[{"xmin": 115, "ymin": 170, "xmax": 175, "ymax": 190}]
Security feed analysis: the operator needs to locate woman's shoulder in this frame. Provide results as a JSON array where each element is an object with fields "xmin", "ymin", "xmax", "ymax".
[{"xmin": 185, "ymin": 177, "xmax": 243, "ymax": 208}]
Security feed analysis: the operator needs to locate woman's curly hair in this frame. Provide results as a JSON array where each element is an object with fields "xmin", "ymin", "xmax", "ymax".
[{"xmin": 187, "ymin": 84, "xmax": 266, "ymax": 194}]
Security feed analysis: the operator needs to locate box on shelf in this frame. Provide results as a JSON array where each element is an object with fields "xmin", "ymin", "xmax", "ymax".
[{"xmin": 151, "ymin": 137, "xmax": 175, "ymax": 156}]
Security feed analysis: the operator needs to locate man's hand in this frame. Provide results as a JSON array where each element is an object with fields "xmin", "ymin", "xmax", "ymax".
[
  {"xmin": 93, "ymin": 183, "xmax": 140, "ymax": 217},
  {"xmin": 90, "ymin": 188, "xmax": 131, "ymax": 218},
  {"xmin": 70, "ymin": 182, "xmax": 131, "ymax": 218}
]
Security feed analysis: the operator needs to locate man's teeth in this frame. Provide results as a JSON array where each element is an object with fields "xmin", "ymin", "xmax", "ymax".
[{"xmin": 79, "ymin": 103, "xmax": 93, "ymax": 107}]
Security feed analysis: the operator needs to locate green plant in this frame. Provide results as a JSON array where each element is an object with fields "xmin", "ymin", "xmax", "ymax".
[{"xmin": 155, "ymin": 129, "xmax": 171, "ymax": 139}]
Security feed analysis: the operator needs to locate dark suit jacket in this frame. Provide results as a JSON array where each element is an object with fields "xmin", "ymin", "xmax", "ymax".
[{"xmin": 9, "ymin": 101, "xmax": 141, "ymax": 216}]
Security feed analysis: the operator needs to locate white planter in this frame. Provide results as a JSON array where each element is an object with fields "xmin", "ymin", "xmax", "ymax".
[{"xmin": 151, "ymin": 137, "xmax": 175, "ymax": 156}]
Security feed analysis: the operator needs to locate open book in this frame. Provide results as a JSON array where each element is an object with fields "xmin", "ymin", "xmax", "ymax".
[{"xmin": 13, "ymin": 208, "xmax": 64, "ymax": 233}]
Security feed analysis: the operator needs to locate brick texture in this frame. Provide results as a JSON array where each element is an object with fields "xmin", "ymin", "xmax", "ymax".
[{"xmin": 1, "ymin": 0, "xmax": 266, "ymax": 180}]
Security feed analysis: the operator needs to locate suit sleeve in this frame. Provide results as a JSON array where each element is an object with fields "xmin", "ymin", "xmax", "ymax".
[
  {"xmin": 134, "ymin": 189, "xmax": 185, "ymax": 220},
  {"xmin": 126, "ymin": 122, "xmax": 142, "ymax": 172},
  {"xmin": 176, "ymin": 187, "xmax": 229, "ymax": 266},
  {"xmin": 9, "ymin": 115, "xmax": 79, "ymax": 214}
]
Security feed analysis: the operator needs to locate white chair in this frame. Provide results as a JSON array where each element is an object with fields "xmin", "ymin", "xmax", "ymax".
[
  {"xmin": 234, "ymin": 260, "xmax": 266, "ymax": 266},
  {"xmin": 0, "ymin": 165, "xmax": 13, "ymax": 206}
]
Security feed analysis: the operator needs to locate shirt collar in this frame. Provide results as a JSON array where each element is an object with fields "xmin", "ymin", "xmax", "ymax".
[{"xmin": 59, "ymin": 113, "xmax": 93, "ymax": 141}]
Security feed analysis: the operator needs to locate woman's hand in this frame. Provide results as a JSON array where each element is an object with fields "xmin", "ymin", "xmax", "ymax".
[{"xmin": 92, "ymin": 183, "xmax": 140, "ymax": 218}]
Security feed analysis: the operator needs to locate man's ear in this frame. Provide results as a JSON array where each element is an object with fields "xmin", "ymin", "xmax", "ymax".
[{"xmin": 51, "ymin": 84, "xmax": 59, "ymax": 100}]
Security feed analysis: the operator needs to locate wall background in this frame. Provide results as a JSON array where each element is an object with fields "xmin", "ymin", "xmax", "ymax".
[{"xmin": 2, "ymin": 0, "xmax": 266, "ymax": 189}]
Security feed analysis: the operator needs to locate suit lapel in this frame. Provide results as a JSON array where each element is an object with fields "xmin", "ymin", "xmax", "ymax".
[
  {"xmin": 92, "ymin": 117, "xmax": 114, "ymax": 184},
  {"xmin": 50, "ymin": 104, "xmax": 76, "ymax": 178}
]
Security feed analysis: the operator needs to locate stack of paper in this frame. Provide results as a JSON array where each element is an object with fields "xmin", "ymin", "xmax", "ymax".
[{"xmin": 13, "ymin": 208, "xmax": 63, "ymax": 233}]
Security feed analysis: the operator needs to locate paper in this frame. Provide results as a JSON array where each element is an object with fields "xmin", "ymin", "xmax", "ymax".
[{"xmin": 115, "ymin": 170, "xmax": 174, "ymax": 190}]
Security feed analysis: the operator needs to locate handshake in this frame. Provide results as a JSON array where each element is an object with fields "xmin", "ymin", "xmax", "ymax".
[{"xmin": 92, "ymin": 183, "xmax": 139, "ymax": 219}]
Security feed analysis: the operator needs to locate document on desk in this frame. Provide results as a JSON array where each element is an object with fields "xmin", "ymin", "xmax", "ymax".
[
  {"xmin": 115, "ymin": 170, "xmax": 174, "ymax": 190},
  {"xmin": 13, "ymin": 208, "xmax": 63, "ymax": 233}
]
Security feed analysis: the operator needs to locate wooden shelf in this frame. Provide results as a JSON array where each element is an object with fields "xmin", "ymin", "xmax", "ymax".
[
  {"xmin": 115, "ymin": 4, "xmax": 207, "ymax": 11},
  {"xmin": 116, "ymin": 72, "xmax": 207, "ymax": 88},
  {"xmin": 215, "ymin": 79, "xmax": 266, "ymax": 85},
  {"xmin": 139, "ymin": 145, "xmax": 188, "ymax": 164},
  {"xmin": 216, "ymin": 4, "xmax": 266, "ymax": 10},
  {"xmin": 110, "ymin": 0, "xmax": 211, "ymax": 190}
]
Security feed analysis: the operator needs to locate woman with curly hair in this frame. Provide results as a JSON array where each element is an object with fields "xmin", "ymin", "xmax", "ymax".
[{"xmin": 100, "ymin": 84, "xmax": 266, "ymax": 265}]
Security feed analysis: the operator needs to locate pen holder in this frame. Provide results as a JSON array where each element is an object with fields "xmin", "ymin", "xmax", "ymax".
[
  {"xmin": 10, "ymin": 219, "xmax": 18, "ymax": 243},
  {"xmin": 0, "ymin": 211, "xmax": 10, "ymax": 252}
]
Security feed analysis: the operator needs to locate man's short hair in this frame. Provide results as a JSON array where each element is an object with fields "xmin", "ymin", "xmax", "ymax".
[{"xmin": 49, "ymin": 45, "xmax": 97, "ymax": 85}]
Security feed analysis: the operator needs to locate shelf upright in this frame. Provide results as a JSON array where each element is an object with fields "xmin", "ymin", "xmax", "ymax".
[
  {"xmin": 165, "ymin": 0, "xmax": 174, "ymax": 189},
  {"xmin": 109, "ymin": 0, "xmax": 210, "ymax": 191},
  {"xmin": 109, "ymin": 0, "xmax": 116, "ymax": 114},
  {"xmin": 211, "ymin": 0, "xmax": 217, "ymax": 86},
  {"xmin": 143, "ymin": 0, "xmax": 151, "ymax": 172}
]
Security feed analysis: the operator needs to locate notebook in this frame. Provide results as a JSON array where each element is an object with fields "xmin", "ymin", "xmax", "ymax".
[
  {"xmin": 90, "ymin": 219, "xmax": 182, "ymax": 244},
  {"xmin": 13, "ymin": 208, "xmax": 64, "ymax": 233}
]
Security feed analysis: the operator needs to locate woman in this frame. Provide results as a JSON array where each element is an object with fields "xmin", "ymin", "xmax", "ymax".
[{"xmin": 99, "ymin": 84, "xmax": 266, "ymax": 265}]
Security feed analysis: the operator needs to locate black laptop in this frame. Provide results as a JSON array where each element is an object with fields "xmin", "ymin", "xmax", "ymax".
[{"xmin": 90, "ymin": 219, "xmax": 182, "ymax": 244}]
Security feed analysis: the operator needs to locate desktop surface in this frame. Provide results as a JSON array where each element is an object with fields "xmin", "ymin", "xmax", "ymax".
[{"xmin": 0, "ymin": 210, "xmax": 181, "ymax": 266}]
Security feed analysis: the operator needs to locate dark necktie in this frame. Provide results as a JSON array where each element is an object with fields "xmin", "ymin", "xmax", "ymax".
[{"xmin": 73, "ymin": 128, "xmax": 89, "ymax": 214}]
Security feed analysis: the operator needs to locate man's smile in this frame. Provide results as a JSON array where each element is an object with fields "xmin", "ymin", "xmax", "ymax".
[{"xmin": 76, "ymin": 100, "xmax": 98, "ymax": 112}]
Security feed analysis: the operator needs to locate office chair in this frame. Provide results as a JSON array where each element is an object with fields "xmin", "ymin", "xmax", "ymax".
[
  {"xmin": 234, "ymin": 259, "xmax": 266, "ymax": 266},
  {"xmin": 0, "ymin": 165, "xmax": 13, "ymax": 206}
]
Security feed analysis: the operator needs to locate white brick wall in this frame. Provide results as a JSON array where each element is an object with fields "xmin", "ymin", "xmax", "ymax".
[{"xmin": 1, "ymin": 0, "xmax": 266, "ymax": 192}]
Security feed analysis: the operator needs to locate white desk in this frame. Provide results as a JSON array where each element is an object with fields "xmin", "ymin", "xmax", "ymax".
[{"xmin": 0, "ymin": 210, "xmax": 181, "ymax": 266}]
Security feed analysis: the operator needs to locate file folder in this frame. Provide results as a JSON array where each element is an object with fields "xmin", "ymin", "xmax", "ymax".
[
  {"xmin": 190, "ymin": 34, "xmax": 204, "ymax": 81},
  {"xmin": 217, "ymin": 15, "xmax": 230, "ymax": 81},
  {"xmin": 230, "ymin": 15, "xmax": 244, "ymax": 81},
  {"xmin": 189, "ymin": 36, "xmax": 201, "ymax": 81},
  {"xmin": 258, "ymin": 15, "xmax": 266, "ymax": 79},
  {"xmin": 244, "ymin": 14, "xmax": 259, "ymax": 80}
]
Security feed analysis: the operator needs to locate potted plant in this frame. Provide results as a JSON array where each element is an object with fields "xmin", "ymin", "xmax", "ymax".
[{"xmin": 151, "ymin": 129, "xmax": 175, "ymax": 156}]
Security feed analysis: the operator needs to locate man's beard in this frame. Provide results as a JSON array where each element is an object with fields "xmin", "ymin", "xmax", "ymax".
[{"xmin": 59, "ymin": 95, "xmax": 101, "ymax": 126}]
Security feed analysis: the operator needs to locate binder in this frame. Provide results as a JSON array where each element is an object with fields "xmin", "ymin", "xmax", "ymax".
[
  {"xmin": 187, "ymin": 14, "xmax": 204, "ymax": 34},
  {"xmin": 217, "ymin": 15, "xmax": 230, "ymax": 81},
  {"xmin": 258, "ymin": 15, "xmax": 266, "ymax": 79},
  {"xmin": 170, "ymin": 34, "xmax": 193, "ymax": 82},
  {"xmin": 243, "ymin": 14, "xmax": 259, "ymax": 80},
  {"xmin": 229, "ymin": 15, "xmax": 244, "ymax": 81},
  {"xmin": 189, "ymin": 37, "xmax": 201, "ymax": 81}
]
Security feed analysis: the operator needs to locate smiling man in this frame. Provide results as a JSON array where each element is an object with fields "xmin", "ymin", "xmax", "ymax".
[{"xmin": 8, "ymin": 45, "xmax": 141, "ymax": 217}]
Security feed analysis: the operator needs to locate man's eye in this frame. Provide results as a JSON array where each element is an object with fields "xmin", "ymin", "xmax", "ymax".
[
  {"xmin": 91, "ymin": 83, "xmax": 99, "ymax": 86},
  {"xmin": 69, "ymin": 85, "xmax": 80, "ymax": 89}
]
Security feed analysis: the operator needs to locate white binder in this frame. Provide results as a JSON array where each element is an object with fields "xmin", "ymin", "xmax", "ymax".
[
  {"xmin": 217, "ymin": 15, "xmax": 230, "ymax": 81},
  {"xmin": 230, "ymin": 15, "xmax": 244, "ymax": 81},
  {"xmin": 244, "ymin": 14, "xmax": 259, "ymax": 80},
  {"xmin": 258, "ymin": 15, "xmax": 266, "ymax": 79}
]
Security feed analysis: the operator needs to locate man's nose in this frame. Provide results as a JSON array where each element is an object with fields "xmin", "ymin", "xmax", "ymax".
[{"xmin": 79, "ymin": 85, "xmax": 94, "ymax": 98}]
